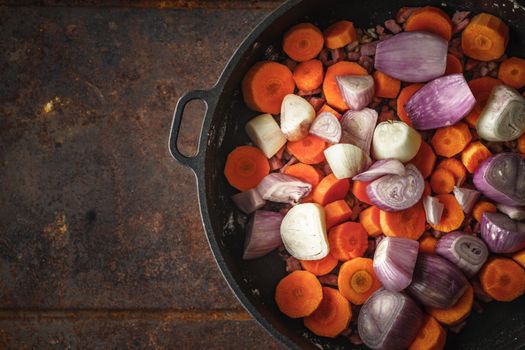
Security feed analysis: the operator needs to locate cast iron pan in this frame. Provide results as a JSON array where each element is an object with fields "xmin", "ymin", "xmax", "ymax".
[{"xmin": 169, "ymin": 1, "xmax": 525, "ymax": 349}]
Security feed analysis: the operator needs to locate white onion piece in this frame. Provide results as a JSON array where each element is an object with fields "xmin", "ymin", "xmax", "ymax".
[
  {"xmin": 372, "ymin": 121, "xmax": 421, "ymax": 162},
  {"xmin": 423, "ymin": 195, "xmax": 444, "ymax": 226},
  {"xmin": 435, "ymin": 231, "xmax": 488, "ymax": 277},
  {"xmin": 367, "ymin": 164, "xmax": 424, "ymax": 211},
  {"xmin": 336, "ymin": 75, "xmax": 375, "ymax": 111},
  {"xmin": 353, "ymin": 159, "xmax": 406, "ymax": 182},
  {"xmin": 232, "ymin": 189, "xmax": 266, "ymax": 214},
  {"xmin": 373, "ymin": 237, "xmax": 419, "ymax": 292},
  {"xmin": 256, "ymin": 173, "xmax": 311, "ymax": 205},
  {"xmin": 340, "ymin": 108, "xmax": 378, "ymax": 154},
  {"xmin": 497, "ymin": 204, "xmax": 525, "ymax": 221},
  {"xmin": 309, "ymin": 112, "xmax": 342, "ymax": 144},
  {"xmin": 477, "ymin": 85, "xmax": 525, "ymax": 142},
  {"xmin": 453, "ymin": 186, "xmax": 480, "ymax": 214},
  {"xmin": 243, "ymin": 210, "xmax": 284, "ymax": 260},
  {"xmin": 245, "ymin": 113, "xmax": 287, "ymax": 158},
  {"xmin": 280, "ymin": 94, "xmax": 316, "ymax": 141},
  {"xmin": 324, "ymin": 143, "xmax": 371, "ymax": 179},
  {"xmin": 280, "ymin": 203, "xmax": 329, "ymax": 260}
]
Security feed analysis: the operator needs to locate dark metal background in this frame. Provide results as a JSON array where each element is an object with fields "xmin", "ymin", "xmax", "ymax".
[{"xmin": 0, "ymin": 1, "xmax": 285, "ymax": 348}]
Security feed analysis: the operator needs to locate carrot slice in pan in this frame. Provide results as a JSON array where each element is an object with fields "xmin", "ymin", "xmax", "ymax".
[
  {"xmin": 359, "ymin": 205, "xmax": 382, "ymax": 237},
  {"xmin": 472, "ymin": 200, "xmax": 497, "ymax": 223},
  {"xmin": 410, "ymin": 141, "xmax": 437, "ymax": 179},
  {"xmin": 380, "ymin": 202, "xmax": 426, "ymax": 240},
  {"xmin": 283, "ymin": 23, "xmax": 324, "ymax": 62},
  {"xmin": 498, "ymin": 56, "xmax": 525, "ymax": 89},
  {"xmin": 429, "ymin": 194, "xmax": 464, "ymax": 232},
  {"xmin": 323, "ymin": 20, "xmax": 357, "ymax": 49},
  {"xmin": 479, "ymin": 257, "xmax": 525, "ymax": 302},
  {"xmin": 373, "ymin": 71, "xmax": 401, "ymax": 99},
  {"xmin": 284, "ymin": 163, "xmax": 324, "ymax": 186},
  {"xmin": 430, "ymin": 168, "xmax": 456, "ymax": 194},
  {"xmin": 445, "ymin": 53, "xmax": 463, "ymax": 75},
  {"xmin": 419, "ymin": 233, "xmax": 438, "ymax": 254},
  {"xmin": 338, "ymin": 257, "xmax": 381, "ymax": 305},
  {"xmin": 224, "ymin": 146, "xmax": 270, "ymax": 191},
  {"xmin": 431, "ymin": 122, "xmax": 472, "ymax": 158},
  {"xmin": 275, "ymin": 270, "xmax": 323, "ymax": 318},
  {"xmin": 323, "ymin": 61, "xmax": 368, "ymax": 111},
  {"xmin": 287, "ymin": 135, "xmax": 328, "ymax": 165},
  {"xmin": 293, "ymin": 59, "xmax": 325, "ymax": 91},
  {"xmin": 461, "ymin": 13, "xmax": 509, "ymax": 61},
  {"xmin": 324, "ymin": 200, "xmax": 353, "ymax": 229},
  {"xmin": 304, "ymin": 287, "xmax": 352, "ymax": 338},
  {"xmin": 405, "ymin": 6, "xmax": 453, "ymax": 41},
  {"xmin": 461, "ymin": 141, "xmax": 492, "ymax": 174},
  {"xmin": 428, "ymin": 284, "xmax": 474, "ymax": 326},
  {"xmin": 397, "ymin": 84, "xmax": 423, "ymax": 126},
  {"xmin": 352, "ymin": 180, "xmax": 373, "ymax": 205},
  {"xmin": 437, "ymin": 158, "xmax": 467, "ymax": 186},
  {"xmin": 300, "ymin": 254, "xmax": 339, "ymax": 276},
  {"xmin": 328, "ymin": 222, "xmax": 368, "ymax": 261},
  {"xmin": 313, "ymin": 174, "xmax": 350, "ymax": 206},
  {"xmin": 408, "ymin": 314, "xmax": 447, "ymax": 350}
]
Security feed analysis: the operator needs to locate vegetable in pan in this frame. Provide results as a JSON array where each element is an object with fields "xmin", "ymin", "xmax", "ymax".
[{"xmin": 223, "ymin": 5, "xmax": 525, "ymax": 349}]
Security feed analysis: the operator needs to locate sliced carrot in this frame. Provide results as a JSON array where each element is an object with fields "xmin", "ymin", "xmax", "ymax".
[
  {"xmin": 338, "ymin": 257, "xmax": 381, "ymax": 305},
  {"xmin": 464, "ymin": 77, "xmax": 502, "ymax": 128},
  {"xmin": 283, "ymin": 23, "xmax": 324, "ymax": 62},
  {"xmin": 408, "ymin": 314, "xmax": 447, "ymax": 350},
  {"xmin": 437, "ymin": 158, "xmax": 467, "ymax": 186},
  {"xmin": 242, "ymin": 61, "xmax": 295, "ymax": 115},
  {"xmin": 419, "ymin": 234, "xmax": 438, "ymax": 254},
  {"xmin": 431, "ymin": 122, "xmax": 472, "ymax": 158},
  {"xmin": 313, "ymin": 174, "xmax": 350, "ymax": 206},
  {"xmin": 380, "ymin": 202, "xmax": 426, "ymax": 240},
  {"xmin": 318, "ymin": 103, "xmax": 342, "ymax": 120},
  {"xmin": 445, "ymin": 53, "xmax": 463, "ymax": 75},
  {"xmin": 479, "ymin": 257, "xmax": 525, "ymax": 302},
  {"xmin": 430, "ymin": 168, "xmax": 456, "ymax": 194},
  {"xmin": 323, "ymin": 61, "xmax": 368, "ymax": 111},
  {"xmin": 423, "ymin": 181, "xmax": 432, "ymax": 197},
  {"xmin": 410, "ymin": 141, "xmax": 437, "ymax": 179},
  {"xmin": 224, "ymin": 146, "xmax": 270, "ymax": 191},
  {"xmin": 373, "ymin": 71, "xmax": 401, "ymax": 99},
  {"xmin": 405, "ymin": 6, "xmax": 453, "ymax": 41},
  {"xmin": 352, "ymin": 180, "xmax": 373, "ymax": 205},
  {"xmin": 300, "ymin": 254, "xmax": 339, "ymax": 276},
  {"xmin": 429, "ymin": 194, "xmax": 464, "ymax": 233},
  {"xmin": 323, "ymin": 20, "xmax": 357, "ymax": 49},
  {"xmin": 512, "ymin": 249, "xmax": 525, "ymax": 269},
  {"xmin": 428, "ymin": 284, "xmax": 474, "ymax": 326},
  {"xmin": 461, "ymin": 141, "xmax": 492, "ymax": 174},
  {"xmin": 498, "ymin": 56, "xmax": 525, "ymax": 89},
  {"xmin": 472, "ymin": 200, "xmax": 497, "ymax": 223},
  {"xmin": 284, "ymin": 163, "xmax": 324, "ymax": 186},
  {"xmin": 461, "ymin": 13, "xmax": 509, "ymax": 61},
  {"xmin": 293, "ymin": 59, "xmax": 325, "ymax": 91},
  {"xmin": 275, "ymin": 270, "xmax": 323, "ymax": 318},
  {"xmin": 397, "ymin": 84, "xmax": 423, "ymax": 126},
  {"xmin": 328, "ymin": 222, "xmax": 368, "ymax": 261},
  {"xmin": 359, "ymin": 205, "xmax": 382, "ymax": 237},
  {"xmin": 518, "ymin": 133, "xmax": 525, "ymax": 154},
  {"xmin": 324, "ymin": 200, "xmax": 353, "ymax": 229},
  {"xmin": 287, "ymin": 135, "xmax": 327, "ymax": 165},
  {"xmin": 304, "ymin": 287, "xmax": 352, "ymax": 338}
]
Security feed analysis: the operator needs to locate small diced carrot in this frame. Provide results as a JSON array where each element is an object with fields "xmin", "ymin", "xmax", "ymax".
[
  {"xmin": 461, "ymin": 141, "xmax": 492, "ymax": 174},
  {"xmin": 359, "ymin": 205, "xmax": 382, "ymax": 237}
]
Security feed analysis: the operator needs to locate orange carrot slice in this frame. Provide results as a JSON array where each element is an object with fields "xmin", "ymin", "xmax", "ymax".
[
  {"xmin": 430, "ymin": 167, "xmax": 456, "ymax": 194},
  {"xmin": 338, "ymin": 257, "xmax": 381, "ymax": 305},
  {"xmin": 224, "ymin": 145, "xmax": 270, "ymax": 191},
  {"xmin": 472, "ymin": 200, "xmax": 497, "ymax": 223},
  {"xmin": 428, "ymin": 284, "xmax": 474, "ymax": 326},
  {"xmin": 304, "ymin": 287, "xmax": 352, "ymax": 338},
  {"xmin": 293, "ymin": 59, "xmax": 325, "ymax": 91},
  {"xmin": 283, "ymin": 23, "xmax": 324, "ymax": 62},
  {"xmin": 284, "ymin": 163, "xmax": 324, "ymax": 186},
  {"xmin": 313, "ymin": 174, "xmax": 350, "ymax": 206},
  {"xmin": 445, "ymin": 53, "xmax": 463, "ymax": 75},
  {"xmin": 359, "ymin": 205, "xmax": 382, "ymax": 237},
  {"xmin": 429, "ymin": 194, "xmax": 464, "ymax": 232},
  {"xmin": 352, "ymin": 180, "xmax": 373, "ymax": 205},
  {"xmin": 323, "ymin": 20, "xmax": 357, "ymax": 49},
  {"xmin": 287, "ymin": 135, "xmax": 328, "ymax": 165},
  {"xmin": 397, "ymin": 84, "xmax": 424, "ymax": 126},
  {"xmin": 373, "ymin": 71, "xmax": 401, "ymax": 99},
  {"xmin": 275, "ymin": 270, "xmax": 323, "ymax": 318},
  {"xmin": 419, "ymin": 234, "xmax": 438, "ymax": 254},
  {"xmin": 498, "ymin": 56, "xmax": 525, "ymax": 89},
  {"xmin": 406, "ymin": 6, "xmax": 453, "ymax": 41},
  {"xmin": 431, "ymin": 122, "xmax": 472, "ymax": 158},
  {"xmin": 461, "ymin": 141, "xmax": 492, "ymax": 174},
  {"xmin": 300, "ymin": 254, "xmax": 339, "ymax": 276},
  {"xmin": 479, "ymin": 257, "xmax": 525, "ymax": 302},
  {"xmin": 410, "ymin": 141, "xmax": 437, "ymax": 179},
  {"xmin": 328, "ymin": 222, "xmax": 368, "ymax": 261},
  {"xmin": 461, "ymin": 13, "xmax": 509, "ymax": 61},
  {"xmin": 323, "ymin": 61, "xmax": 368, "ymax": 111},
  {"xmin": 324, "ymin": 199, "xmax": 353, "ymax": 229},
  {"xmin": 437, "ymin": 158, "xmax": 467, "ymax": 186},
  {"xmin": 408, "ymin": 314, "xmax": 447, "ymax": 350},
  {"xmin": 380, "ymin": 202, "xmax": 426, "ymax": 240},
  {"xmin": 464, "ymin": 77, "xmax": 502, "ymax": 127}
]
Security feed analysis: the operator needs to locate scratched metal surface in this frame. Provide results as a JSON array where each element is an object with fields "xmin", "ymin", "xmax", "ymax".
[{"xmin": 0, "ymin": 1, "xmax": 285, "ymax": 348}]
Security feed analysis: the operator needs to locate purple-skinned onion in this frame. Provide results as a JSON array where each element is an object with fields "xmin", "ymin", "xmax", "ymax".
[
  {"xmin": 373, "ymin": 237, "xmax": 419, "ymax": 292},
  {"xmin": 366, "ymin": 164, "xmax": 424, "ymax": 212},
  {"xmin": 256, "ymin": 173, "xmax": 311, "ymax": 205},
  {"xmin": 423, "ymin": 195, "xmax": 444, "ymax": 226},
  {"xmin": 407, "ymin": 253, "xmax": 469, "ymax": 309},
  {"xmin": 497, "ymin": 203, "xmax": 525, "ymax": 221},
  {"xmin": 353, "ymin": 159, "xmax": 406, "ymax": 182},
  {"xmin": 435, "ymin": 231, "xmax": 489, "ymax": 277},
  {"xmin": 473, "ymin": 153, "xmax": 525, "ymax": 206},
  {"xmin": 340, "ymin": 108, "xmax": 378, "ymax": 155},
  {"xmin": 480, "ymin": 212, "xmax": 525, "ymax": 253},
  {"xmin": 374, "ymin": 31, "xmax": 448, "ymax": 83},
  {"xmin": 453, "ymin": 186, "xmax": 480, "ymax": 214},
  {"xmin": 336, "ymin": 75, "xmax": 375, "ymax": 111},
  {"xmin": 309, "ymin": 111, "xmax": 342, "ymax": 144},
  {"xmin": 232, "ymin": 189, "xmax": 266, "ymax": 214},
  {"xmin": 405, "ymin": 74, "xmax": 476, "ymax": 130},
  {"xmin": 358, "ymin": 289, "xmax": 423, "ymax": 350},
  {"xmin": 243, "ymin": 210, "xmax": 283, "ymax": 260}
]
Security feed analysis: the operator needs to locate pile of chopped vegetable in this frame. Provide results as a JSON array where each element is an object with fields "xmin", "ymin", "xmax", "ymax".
[{"xmin": 225, "ymin": 6, "xmax": 525, "ymax": 350}]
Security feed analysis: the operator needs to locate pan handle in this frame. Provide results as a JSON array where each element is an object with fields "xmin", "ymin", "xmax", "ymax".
[{"xmin": 168, "ymin": 88, "xmax": 216, "ymax": 170}]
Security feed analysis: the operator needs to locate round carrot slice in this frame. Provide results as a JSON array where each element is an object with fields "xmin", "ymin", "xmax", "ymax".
[
  {"xmin": 224, "ymin": 145, "xmax": 269, "ymax": 191},
  {"xmin": 283, "ymin": 23, "xmax": 324, "ymax": 62},
  {"xmin": 338, "ymin": 257, "xmax": 381, "ymax": 305},
  {"xmin": 304, "ymin": 287, "xmax": 352, "ymax": 338},
  {"xmin": 275, "ymin": 270, "xmax": 323, "ymax": 318}
]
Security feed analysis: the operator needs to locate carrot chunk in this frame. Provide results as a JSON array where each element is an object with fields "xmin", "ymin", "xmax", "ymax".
[
  {"xmin": 462, "ymin": 13, "xmax": 509, "ymax": 61},
  {"xmin": 430, "ymin": 168, "xmax": 456, "ymax": 194},
  {"xmin": 397, "ymin": 84, "xmax": 424, "ymax": 126},
  {"xmin": 338, "ymin": 257, "xmax": 381, "ymax": 305},
  {"xmin": 419, "ymin": 234, "xmax": 438, "ymax": 254},
  {"xmin": 429, "ymin": 194, "xmax": 464, "ymax": 233},
  {"xmin": 498, "ymin": 56, "xmax": 525, "ymax": 89},
  {"xmin": 352, "ymin": 180, "xmax": 373, "ymax": 205},
  {"xmin": 283, "ymin": 23, "xmax": 324, "ymax": 62},
  {"xmin": 328, "ymin": 222, "xmax": 368, "ymax": 261},
  {"xmin": 359, "ymin": 205, "xmax": 382, "ymax": 237},
  {"xmin": 323, "ymin": 61, "xmax": 368, "ymax": 111},
  {"xmin": 318, "ymin": 103, "xmax": 342, "ymax": 120},
  {"xmin": 405, "ymin": 6, "xmax": 453, "ymax": 41},
  {"xmin": 224, "ymin": 146, "xmax": 270, "ymax": 191},
  {"xmin": 275, "ymin": 270, "xmax": 323, "ymax": 318},
  {"xmin": 409, "ymin": 141, "xmax": 437, "ymax": 179},
  {"xmin": 323, "ymin": 20, "xmax": 357, "ymax": 49},
  {"xmin": 436, "ymin": 158, "xmax": 467, "ymax": 186},
  {"xmin": 461, "ymin": 141, "xmax": 492, "ymax": 174},
  {"xmin": 242, "ymin": 61, "xmax": 295, "ymax": 114},
  {"xmin": 373, "ymin": 71, "xmax": 401, "ymax": 99},
  {"xmin": 380, "ymin": 202, "xmax": 426, "ymax": 240},
  {"xmin": 512, "ymin": 249, "xmax": 525, "ymax": 269},
  {"xmin": 445, "ymin": 53, "xmax": 463, "ymax": 75},
  {"xmin": 284, "ymin": 163, "xmax": 324, "ymax": 186},
  {"xmin": 428, "ymin": 284, "xmax": 474, "ymax": 326},
  {"xmin": 293, "ymin": 59, "xmax": 325, "ymax": 91},
  {"xmin": 479, "ymin": 257, "xmax": 525, "ymax": 302},
  {"xmin": 304, "ymin": 287, "xmax": 352, "ymax": 338},
  {"xmin": 324, "ymin": 199, "xmax": 353, "ymax": 229},
  {"xmin": 287, "ymin": 135, "xmax": 328, "ymax": 165},
  {"xmin": 408, "ymin": 314, "xmax": 447, "ymax": 350},
  {"xmin": 313, "ymin": 174, "xmax": 350, "ymax": 206},
  {"xmin": 300, "ymin": 254, "xmax": 339, "ymax": 277},
  {"xmin": 472, "ymin": 200, "xmax": 497, "ymax": 223},
  {"xmin": 431, "ymin": 122, "xmax": 472, "ymax": 158}
]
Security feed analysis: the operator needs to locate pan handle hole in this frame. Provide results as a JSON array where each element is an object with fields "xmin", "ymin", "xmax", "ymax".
[{"xmin": 176, "ymin": 99, "xmax": 206, "ymax": 157}]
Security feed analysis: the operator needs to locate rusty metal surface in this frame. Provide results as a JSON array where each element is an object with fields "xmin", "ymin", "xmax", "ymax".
[{"xmin": 0, "ymin": 1, "xmax": 285, "ymax": 348}]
